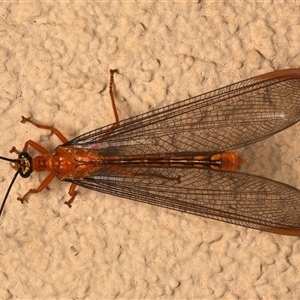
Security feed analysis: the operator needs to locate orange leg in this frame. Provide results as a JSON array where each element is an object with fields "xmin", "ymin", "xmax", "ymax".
[
  {"xmin": 99, "ymin": 69, "xmax": 121, "ymax": 140},
  {"xmin": 17, "ymin": 176, "xmax": 78, "ymax": 207},
  {"xmin": 10, "ymin": 140, "xmax": 50, "ymax": 155},
  {"xmin": 20, "ymin": 69, "xmax": 120, "ymax": 143},
  {"xmin": 20, "ymin": 116, "xmax": 69, "ymax": 143},
  {"xmin": 109, "ymin": 69, "xmax": 120, "ymax": 124},
  {"xmin": 64, "ymin": 183, "xmax": 77, "ymax": 208},
  {"xmin": 17, "ymin": 172, "xmax": 56, "ymax": 203}
]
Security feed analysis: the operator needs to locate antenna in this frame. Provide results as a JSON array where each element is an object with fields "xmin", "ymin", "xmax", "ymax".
[{"xmin": 0, "ymin": 156, "xmax": 21, "ymax": 217}]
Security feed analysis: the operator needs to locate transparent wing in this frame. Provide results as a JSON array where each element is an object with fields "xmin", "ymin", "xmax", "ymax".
[
  {"xmin": 64, "ymin": 69, "xmax": 300, "ymax": 155},
  {"xmin": 67, "ymin": 166, "xmax": 300, "ymax": 232}
]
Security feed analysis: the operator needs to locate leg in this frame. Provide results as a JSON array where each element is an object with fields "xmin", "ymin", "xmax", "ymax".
[
  {"xmin": 64, "ymin": 183, "xmax": 77, "ymax": 208},
  {"xmin": 17, "ymin": 172, "xmax": 56, "ymax": 203},
  {"xmin": 20, "ymin": 116, "xmax": 69, "ymax": 143},
  {"xmin": 10, "ymin": 140, "xmax": 50, "ymax": 155},
  {"xmin": 17, "ymin": 173, "xmax": 78, "ymax": 206},
  {"xmin": 99, "ymin": 69, "xmax": 121, "ymax": 140},
  {"xmin": 109, "ymin": 69, "xmax": 120, "ymax": 125},
  {"xmin": 20, "ymin": 70, "xmax": 120, "ymax": 143}
]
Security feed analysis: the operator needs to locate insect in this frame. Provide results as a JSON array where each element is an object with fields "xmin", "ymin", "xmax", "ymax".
[{"xmin": 1, "ymin": 69, "xmax": 300, "ymax": 236}]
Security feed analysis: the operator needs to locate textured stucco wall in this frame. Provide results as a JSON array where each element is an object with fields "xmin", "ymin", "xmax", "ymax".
[{"xmin": 1, "ymin": 1, "xmax": 300, "ymax": 299}]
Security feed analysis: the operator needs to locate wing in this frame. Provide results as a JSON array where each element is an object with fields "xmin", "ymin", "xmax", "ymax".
[
  {"xmin": 67, "ymin": 166, "xmax": 300, "ymax": 233},
  {"xmin": 64, "ymin": 69, "xmax": 300, "ymax": 155},
  {"xmin": 63, "ymin": 69, "xmax": 300, "ymax": 234}
]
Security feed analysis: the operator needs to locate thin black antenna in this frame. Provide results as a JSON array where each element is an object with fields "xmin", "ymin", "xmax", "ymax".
[
  {"xmin": 0, "ymin": 156, "xmax": 21, "ymax": 217},
  {"xmin": 0, "ymin": 156, "xmax": 19, "ymax": 163}
]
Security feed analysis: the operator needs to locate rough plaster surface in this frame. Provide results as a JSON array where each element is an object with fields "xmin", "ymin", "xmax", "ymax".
[{"xmin": 1, "ymin": 1, "xmax": 300, "ymax": 299}]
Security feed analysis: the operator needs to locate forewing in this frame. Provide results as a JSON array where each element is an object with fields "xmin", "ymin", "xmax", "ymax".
[{"xmin": 64, "ymin": 70, "xmax": 300, "ymax": 155}]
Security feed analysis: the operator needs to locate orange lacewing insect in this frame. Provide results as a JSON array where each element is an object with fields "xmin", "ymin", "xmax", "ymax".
[{"xmin": 1, "ymin": 68, "xmax": 300, "ymax": 236}]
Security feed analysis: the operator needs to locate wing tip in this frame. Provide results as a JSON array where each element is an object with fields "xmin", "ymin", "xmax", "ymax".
[
  {"xmin": 260, "ymin": 226, "xmax": 300, "ymax": 236},
  {"xmin": 256, "ymin": 68, "xmax": 300, "ymax": 80}
]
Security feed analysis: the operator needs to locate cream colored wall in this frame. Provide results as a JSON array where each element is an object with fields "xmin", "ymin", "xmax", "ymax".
[{"xmin": 0, "ymin": 1, "xmax": 300, "ymax": 299}]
